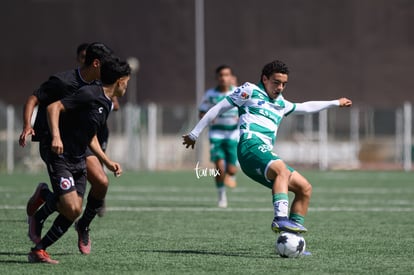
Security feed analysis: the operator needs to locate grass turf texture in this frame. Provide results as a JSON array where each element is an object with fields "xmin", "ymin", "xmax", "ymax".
[{"xmin": 1, "ymin": 170, "xmax": 414, "ymax": 274}]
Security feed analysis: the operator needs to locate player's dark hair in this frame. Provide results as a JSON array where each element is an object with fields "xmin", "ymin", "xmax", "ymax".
[
  {"xmin": 84, "ymin": 42, "xmax": 114, "ymax": 66},
  {"xmin": 100, "ymin": 57, "xmax": 131, "ymax": 85},
  {"xmin": 261, "ymin": 60, "xmax": 289, "ymax": 81},
  {"xmin": 215, "ymin": 65, "xmax": 232, "ymax": 75},
  {"xmin": 76, "ymin": 43, "xmax": 89, "ymax": 56}
]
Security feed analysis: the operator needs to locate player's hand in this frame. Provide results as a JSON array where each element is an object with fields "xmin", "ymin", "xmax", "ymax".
[
  {"xmin": 19, "ymin": 127, "xmax": 35, "ymax": 147},
  {"xmin": 338, "ymin": 98, "xmax": 352, "ymax": 107},
  {"xmin": 51, "ymin": 136, "xmax": 64, "ymax": 155},
  {"xmin": 182, "ymin": 134, "xmax": 196, "ymax": 149},
  {"xmin": 105, "ymin": 161, "xmax": 123, "ymax": 177}
]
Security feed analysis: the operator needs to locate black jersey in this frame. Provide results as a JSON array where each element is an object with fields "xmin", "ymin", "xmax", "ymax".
[
  {"xmin": 32, "ymin": 69, "xmax": 96, "ymax": 141},
  {"xmin": 59, "ymin": 85, "xmax": 113, "ymax": 158}
]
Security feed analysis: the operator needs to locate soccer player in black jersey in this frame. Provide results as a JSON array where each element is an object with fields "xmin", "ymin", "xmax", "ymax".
[
  {"xmin": 76, "ymin": 42, "xmax": 120, "ymax": 217},
  {"xmin": 27, "ymin": 58, "xmax": 131, "ymax": 264},
  {"xmin": 19, "ymin": 43, "xmax": 119, "ymax": 255}
]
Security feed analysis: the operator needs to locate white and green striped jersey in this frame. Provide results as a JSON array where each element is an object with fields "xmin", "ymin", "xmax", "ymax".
[
  {"xmin": 199, "ymin": 87, "xmax": 239, "ymax": 140},
  {"xmin": 226, "ymin": 82, "xmax": 296, "ymax": 146}
]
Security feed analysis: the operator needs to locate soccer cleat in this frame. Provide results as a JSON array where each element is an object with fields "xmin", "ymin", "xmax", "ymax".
[
  {"xmin": 75, "ymin": 222, "xmax": 91, "ymax": 255},
  {"xmin": 28, "ymin": 249, "xmax": 59, "ymax": 264},
  {"xmin": 224, "ymin": 175, "xmax": 237, "ymax": 188},
  {"xmin": 271, "ymin": 217, "xmax": 307, "ymax": 234},
  {"xmin": 28, "ymin": 215, "xmax": 43, "ymax": 244},
  {"xmin": 26, "ymin": 182, "xmax": 49, "ymax": 216},
  {"xmin": 302, "ymin": 251, "xmax": 312, "ymax": 256}
]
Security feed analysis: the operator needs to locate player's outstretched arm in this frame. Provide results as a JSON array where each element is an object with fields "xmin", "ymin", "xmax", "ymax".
[
  {"xmin": 89, "ymin": 135, "xmax": 122, "ymax": 177},
  {"xmin": 294, "ymin": 97, "xmax": 352, "ymax": 114},
  {"xmin": 19, "ymin": 95, "xmax": 39, "ymax": 147},
  {"xmin": 47, "ymin": 101, "xmax": 65, "ymax": 155},
  {"xmin": 182, "ymin": 99, "xmax": 234, "ymax": 149}
]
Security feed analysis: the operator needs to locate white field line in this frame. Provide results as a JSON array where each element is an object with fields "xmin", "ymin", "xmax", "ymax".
[
  {"xmin": 1, "ymin": 205, "xmax": 413, "ymax": 212},
  {"xmin": 106, "ymin": 186, "xmax": 414, "ymax": 194},
  {"xmin": 1, "ymin": 186, "xmax": 414, "ymax": 195},
  {"xmin": 103, "ymin": 195, "xmax": 414, "ymax": 206}
]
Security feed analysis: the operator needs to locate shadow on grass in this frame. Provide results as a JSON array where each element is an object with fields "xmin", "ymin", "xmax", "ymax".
[
  {"xmin": 0, "ymin": 251, "xmax": 72, "ymax": 264},
  {"xmin": 139, "ymin": 249, "xmax": 272, "ymax": 259}
]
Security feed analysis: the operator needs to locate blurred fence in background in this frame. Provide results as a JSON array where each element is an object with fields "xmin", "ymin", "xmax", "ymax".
[{"xmin": 0, "ymin": 101, "xmax": 412, "ymax": 173}]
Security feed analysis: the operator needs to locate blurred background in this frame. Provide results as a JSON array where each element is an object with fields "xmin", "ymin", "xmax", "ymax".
[{"xmin": 1, "ymin": 0, "xmax": 414, "ymax": 173}]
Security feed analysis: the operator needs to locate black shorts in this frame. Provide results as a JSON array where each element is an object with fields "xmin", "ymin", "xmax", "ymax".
[
  {"xmin": 45, "ymin": 152, "xmax": 87, "ymax": 197},
  {"xmin": 85, "ymin": 146, "xmax": 94, "ymax": 158}
]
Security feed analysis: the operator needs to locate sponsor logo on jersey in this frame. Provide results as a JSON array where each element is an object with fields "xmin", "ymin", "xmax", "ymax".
[
  {"xmin": 60, "ymin": 177, "xmax": 74, "ymax": 191},
  {"xmin": 98, "ymin": 107, "xmax": 103, "ymax": 114},
  {"xmin": 258, "ymin": 100, "xmax": 265, "ymax": 106},
  {"xmin": 241, "ymin": 91, "xmax": 249, "ymax": 99}
]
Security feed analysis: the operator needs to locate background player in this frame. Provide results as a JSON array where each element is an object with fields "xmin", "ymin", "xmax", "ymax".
[
  {"xmin": 183, "ymin": 60, "xmax": 352, "ymax": 236},
  {"xmin": 198, "ymin": 65, "xmax": 239, "ymax": 208},
  {"xmin": 27, "ymin": 58, "xmax": 130, "ymax": 264},
  {"xmin": 20, "ymin": 43, "xmax": 116, "ymax": 255},
  {"xmin": 76, "ymin": 42, "xmax": 120, "ymax": 217}
]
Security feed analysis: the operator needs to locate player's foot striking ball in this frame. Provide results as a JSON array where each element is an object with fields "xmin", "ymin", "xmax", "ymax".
[{"xmin": 271, "ymin": 217, "xmax": 307, "ymax": 234}]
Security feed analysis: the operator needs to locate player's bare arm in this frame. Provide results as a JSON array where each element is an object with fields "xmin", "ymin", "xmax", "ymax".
[
  {"xmin": 19, "ymin": 95, "xmax": 39, "ymax": 147},
  {"xmin": 89, "ymin": 134, "xmax": 123, "ymax": 177},
  {"xmin": 182, "ymin": 99, "xmax": 234, "ymax": 149},
  {"xmin": 47, "ymin": 100, "xmax": 65, "ymax": 155}
]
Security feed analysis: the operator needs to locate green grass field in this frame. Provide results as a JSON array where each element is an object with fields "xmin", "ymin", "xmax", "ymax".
[{"xmin": 1, "ymin": 170, "xmax": 414, "ymax": 274}]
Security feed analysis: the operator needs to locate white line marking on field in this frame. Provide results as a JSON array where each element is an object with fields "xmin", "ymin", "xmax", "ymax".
[
  {"xmin": 103, "ymin": 195, "xmax": 414, "ymax": 206},
  {"xmin": 1, "ymin": 205, "xmax": 413, "ymax": 212}
]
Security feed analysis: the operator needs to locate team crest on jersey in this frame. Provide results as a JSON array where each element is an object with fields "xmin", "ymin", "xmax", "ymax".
[
  {"xmin": 241, "ymin": 91, "xmax": 249, "ymax": 99},
  {"xmin": 59, "ymin": 177, "xmax": 74, "ymax": 191}
]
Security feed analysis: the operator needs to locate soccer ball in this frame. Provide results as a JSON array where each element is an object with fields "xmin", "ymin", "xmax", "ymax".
[{"xmin": 275, "ymin": 232, "xmax": 306, "ymax": 258}]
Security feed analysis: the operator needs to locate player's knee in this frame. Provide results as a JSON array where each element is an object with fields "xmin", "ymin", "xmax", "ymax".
[
  {"xmin": 61, "ymin": 204, "xmax": 82, "ymax": 221},
  {"xmin": 89, "ymin": 173, "xmax": 109, "ymax": 188},
  {"xmin": 279, "ymin": 167, "xmax": 292, "ymax": 182},
  {"xmin": 302, "ymin": 181, "xmax": 312, "ymax": 199}
]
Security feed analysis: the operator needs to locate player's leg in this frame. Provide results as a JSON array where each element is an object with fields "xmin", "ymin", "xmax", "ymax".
[
  {"xmin": 75, "ymin": 153, "xmax": 108, "ymax": 254},
  {"xmin": 288, "ymin": 171, "xmax": 312, "ymax": 225},
  {"xmin": 96, "ymin": 125, "xmax": 109, "ymax": 217},
  {"xmin": 224, "ymin": 139, "xmax": 238, "ymax": 188},
  {"xmin": 237, "ymin": 135, "xmax": 306, "ymax": 234},
  {"xmin": 27, "ymin": 140, "xmax": 56, "ymax": 217},
  {"xmin": 27, "ymin": 147, "xmax": 60, "ymax": 244},
  {"xmin": 29, "ymin": 161, "xmax": 86, "ymax": 264},
  {"xmin": 214, "ymin": 159, "xmax": 227, "ymax": 208},
  {"xmin": 210, "ymin": 138, "xmax": 228, "ymax": 207},
  {"xmin": 29, "ymin": 191, "xmax": 83, "ymax": 264},
  {"xmin": 266, "ymin": 161, "xmax": 307, "ymax": 234}
]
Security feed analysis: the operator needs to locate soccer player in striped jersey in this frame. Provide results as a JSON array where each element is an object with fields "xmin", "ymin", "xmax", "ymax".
[
  {"xmin": 198, "ymin": 65, "xmax": 239, "ymax": 208},
  {"xmin": 183, "ymin": 60, "xmax": 352, "ymax": 235}
]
